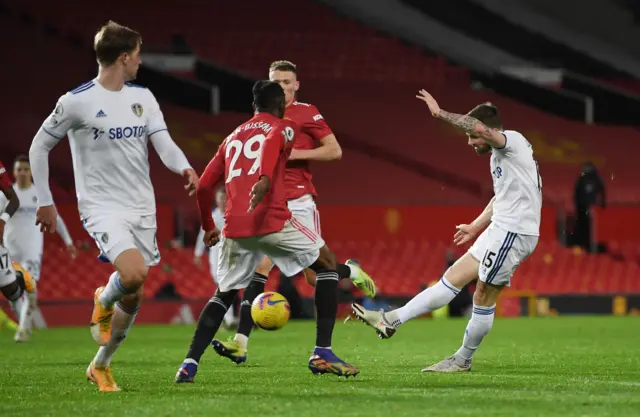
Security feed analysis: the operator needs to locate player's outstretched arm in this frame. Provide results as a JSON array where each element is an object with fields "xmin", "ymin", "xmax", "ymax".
[
  {"xmin": 149, "ymin": 131, "xmax": 199, "ymax": 195},
  {"xmin": 289, "ymin": 134, "xmax": 342, "ymax": 162},
  {"xmin": 416, "ymin": 90, "xmax": 506, "ymax": 148}
]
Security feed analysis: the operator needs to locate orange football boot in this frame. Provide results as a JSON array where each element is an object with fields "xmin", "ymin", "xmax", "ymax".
[
  {"xmin": 86, "ymin": 361, "xmax": 121, "ymax": 392},
  {"xmin": 90, "ymin": 287, "xmax": 114, "ymax": 346},
  {"xmin": 13, "ymin": 262, "xmax": 36, "ymax": 293}
]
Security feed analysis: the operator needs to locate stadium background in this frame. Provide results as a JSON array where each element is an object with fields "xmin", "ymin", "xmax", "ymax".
[{"xmin": 2, "ymin": 0, "xmax": 640, "ymax": 325}]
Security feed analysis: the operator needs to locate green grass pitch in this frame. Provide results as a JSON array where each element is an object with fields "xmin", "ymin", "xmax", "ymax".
[{"xmin": 1, "ymin": 316, "xmax": 639, "ymax": 416}]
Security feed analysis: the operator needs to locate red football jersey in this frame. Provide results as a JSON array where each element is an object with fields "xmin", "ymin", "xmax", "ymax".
[
  {"xmin": 283, "ymin": 101, "xmax": 333, "ymax": 200},
  {"xmin": 0, "ymin": 161, "xmax": 12, "ymax": 191},
  {"xmin": 197, "ymin": 113, "xmax": 298, "ymax": 239}
]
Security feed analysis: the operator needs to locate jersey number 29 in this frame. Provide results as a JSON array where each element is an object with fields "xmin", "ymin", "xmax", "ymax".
[{"xmin": 226, "ymin": 134, "xmax": 266, "ymax": 183}]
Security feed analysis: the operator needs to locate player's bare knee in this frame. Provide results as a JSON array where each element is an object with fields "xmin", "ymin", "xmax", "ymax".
[
  {"xmin": 120, "ymin": 285, "xmax": 144, "ymax": 308},
  {"xmin": 114, "ymin": 249, "xmax": 148, "ymax": 289},
  {"xmin": 255, "ymin": 256, "xmax": 272, "ymax": 277},
  {"xmin": 120, "ymin": 266, "xmax": 147, "ymax": 289},
  {"xmin": 474, "ymin": 281, "xmax": 501, "ymax": 306},
  {"xmin": 443, "ymin": 252, "xmax": 479, "ymax": 289},
  {"xmin": 312, "ymin": 245, "xmax": 336, "ymax": 271},
  {"xmin": 303, "ymin": 269, "xmax": 316, "ymax": 287}
]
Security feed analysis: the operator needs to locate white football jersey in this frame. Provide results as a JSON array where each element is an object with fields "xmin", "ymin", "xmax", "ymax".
[
  {"xmin": 489, "ymin": 130, "xmax": 542, "ymax": 236},
  {"xmin": 212, "ymin": 207, "xmax": 225, "ymax": 232},
  {"xmin": 0, "ymin": 184, "xmax": 42, "ymax": 254},
  {"xmin": 39, "ymin": 79, "xmax": 168, "ymax": 219}
]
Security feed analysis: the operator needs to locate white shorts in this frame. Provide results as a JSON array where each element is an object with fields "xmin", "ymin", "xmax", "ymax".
[
  {"xmin": 216, "ymin": 218, "xmax": 324, "ymax": 292},
  {"xmin": 0, "ymin": 244, "xmax": 17, "ymax": 287},
  {"xmin": 208, "ymin": 241, "xmax": 221, "ymax": 284},
  {"xmin": 83, "ymin": 213, "xmax": 160, "ymax": 267},
  {"xmin": 287, "ymin": 194, "xmax": 321, "ymax": 236},
  {"xmin": 4, "ymin": 241, "xmax": 42, "ymax": 281},
  {"xmin": 469, "ymin": 223, "xmax": 538, "ymax": 286}
]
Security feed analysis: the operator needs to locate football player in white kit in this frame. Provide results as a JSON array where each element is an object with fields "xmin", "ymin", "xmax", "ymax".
[
  {"xmin": 0, "ymin": 154, "xmax": 77, "ymax": 342},
  {"xmin": 352, "ymin": 90, "xmax": 541, "ymax": 372},
  {"xmin": 194, "ymin": 187, "xmax": 238, "ymax": 328},
  {"xmin": 0, "ymin": 160, "xmax": 37, "ymax": 327},
  {"xmin": 28, "ymin": 21, "xmax": 198, "ymax": 391}
]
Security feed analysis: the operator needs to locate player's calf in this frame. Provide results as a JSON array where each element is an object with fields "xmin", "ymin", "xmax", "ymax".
[
  {"xmin": 306, "ymin": 245, "xmax": 359, "ymax": 376},
  {"xmin": 176, "ymin": 288, "xmax": 239, "ymax": 383},
  {"xmin": 212, "ymin": 272, "xmax": 266, "ymax": 364},
  {"xmin": 1, "ymin": 280, "xmax": 24, "ymax": 316},
  {"xmin": 450, "ymin": 281, "xmax": 500, "ymax": 366}
]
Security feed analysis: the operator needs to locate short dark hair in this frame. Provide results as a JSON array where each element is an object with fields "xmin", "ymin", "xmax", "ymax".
[
  {"xmin": 14, "ymin": 154, "xmax": 29, "ymax": 165},
  {"xmin": 269, "ymin": 60, "xmax": 297, "ymax": 75},
  {"xmin": 468, "ymin": 102, "xmax": 502, "ymax": 129},
  {"xmin": 94, "ymin": 21, "xmax": 141, "ymax": 66},
  {"xmin": 252, "ymin": 80, "xmax": 285, "ymax": 112}
]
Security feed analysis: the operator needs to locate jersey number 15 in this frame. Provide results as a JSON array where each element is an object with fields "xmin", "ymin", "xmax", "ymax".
[{"xmin": 226, "ymin": 134, "xmax": 266, "ymax": 183}]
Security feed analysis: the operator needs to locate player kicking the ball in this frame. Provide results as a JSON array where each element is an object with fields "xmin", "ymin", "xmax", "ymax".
[
  {"xmin": 212, "ymin": 60, "xmax": 375, "ymax": 365},
  {"xmin": 29, "ymin": 21, "xmax": 197, "ymax": 391},
  {"xmin": 175, "ymin": 81, "xmax": 359, "ymax": 383},
  {"xmin": 351, "ymin": 90, "xmax": 541, "ymax": 372}
]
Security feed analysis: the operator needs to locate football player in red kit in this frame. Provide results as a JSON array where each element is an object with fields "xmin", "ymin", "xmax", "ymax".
[
  {"xmin": 175, "ymin": 81, "xmax": 360, "ymax": 383},
  {"xmin": 212, "ymin": 61, "xmax": 376, "ymax": 365}
]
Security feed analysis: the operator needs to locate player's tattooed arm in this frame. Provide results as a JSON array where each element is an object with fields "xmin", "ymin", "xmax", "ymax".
[
  {"xmin": 438, "ymin": 111, "xmax": 506, "ymax": 148},
  {"xmin": 416, "ymin": 89, "xmax": 506, "ymax": 148}
]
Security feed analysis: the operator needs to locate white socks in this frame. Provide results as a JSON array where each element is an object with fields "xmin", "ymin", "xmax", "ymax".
[
  {"xmin": 99, "ymin": 272, "xmax": 131, "ymax": 309},
  {"xmin": 93, "ymin": 302, "xmax": 138, "ymax": 367},
  {"xmin": 455, "ymin": 304, "xmax": 495, "ymax": 362},
  {"xmin": 234, "ymin": 333, "xmax": 248, "ymax": 349},
  {"xmin": 385, "ymin": 277, "xmax": 461, "ymax": 327},
  {"xmin": 18, "ymin": 293, "xmax": 32, "ymax": 332}
]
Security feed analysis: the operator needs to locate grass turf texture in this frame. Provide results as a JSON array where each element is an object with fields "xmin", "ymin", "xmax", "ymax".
[{"xmin": 1, "ymin": 316, "xmax": 639, "ymax": 417}]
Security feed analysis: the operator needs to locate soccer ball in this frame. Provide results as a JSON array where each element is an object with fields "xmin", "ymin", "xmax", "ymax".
[{"xmin": 251, "ymin": 292, "xmax": 291, "ymax": 331}]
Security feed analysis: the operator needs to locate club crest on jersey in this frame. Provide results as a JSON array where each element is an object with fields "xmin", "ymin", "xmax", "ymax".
[
  {"xmin": 54, "ymin": 103, "xmax": 64, "ymax": 116},
  {"xmin": 101, "ymin": 233, "xmax": 109, "ymax": 244},
  {"xmin": 131, "ymin": 103, "xmax": 143, "ymax": 118},
  {"xmin": 282, "ymin": 126, "xmax": 295, "ymax": 143}
]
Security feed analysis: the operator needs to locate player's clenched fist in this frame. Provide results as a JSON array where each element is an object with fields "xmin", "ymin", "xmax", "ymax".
[
  {"xmin": 203, "ymin": 228, "xmax": 220, "ymax": 248},
  {"xmin": 183, "ymin": 168, "xmax": 199, "ymax": 196}
]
